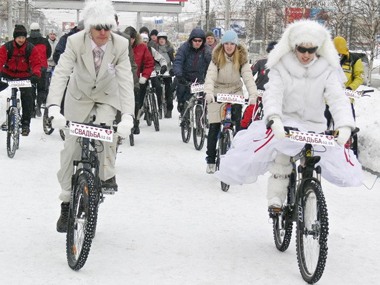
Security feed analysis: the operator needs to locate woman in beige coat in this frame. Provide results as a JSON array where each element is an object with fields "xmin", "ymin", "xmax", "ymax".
[{"xmin": 204, "ymin": 30, "xmax": 258, "ymax": 174}]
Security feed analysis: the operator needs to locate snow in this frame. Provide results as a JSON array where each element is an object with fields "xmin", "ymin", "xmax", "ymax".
[{"xmin": 0, "ymin": 87, "xmax": 379, "ymax": 284}]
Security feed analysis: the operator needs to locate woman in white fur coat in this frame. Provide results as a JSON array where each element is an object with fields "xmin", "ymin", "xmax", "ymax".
[
  {"xmin": 204, "ymin": 30, "xmax": 258, "ymax": 174},
  {"xmin": 215, "ymin": 20, "xmax": 363, "ymax": 209}
]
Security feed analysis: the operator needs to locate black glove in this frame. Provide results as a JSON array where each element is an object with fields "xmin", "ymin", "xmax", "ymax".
[
  {"xmin": 160, "ymin": 65, "xmax": 167, "ymax": 75},
  {"xmin": 169, "ymin": 69, "xmax": 175, "ymax": 77},
  {"xmin": 346, "ymin": 87, "xmax": 352, "ymax": 90},
  {"xmin": 30, "ymin": 75, "xmax": 40, "ymax": 85},
  {"xmin": 177, "ymin": 76, "xmax": 187, "ymax": 85}
]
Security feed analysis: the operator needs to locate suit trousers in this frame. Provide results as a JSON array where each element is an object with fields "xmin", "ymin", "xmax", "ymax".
[{"xmin": 57, "ymin": 103, "xmax": 118, "ymax": 202}]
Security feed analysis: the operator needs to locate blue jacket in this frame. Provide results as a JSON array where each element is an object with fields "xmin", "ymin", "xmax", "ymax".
[{"xmin": 173, "ymin": 28, "xmax": 211, "ymax": 83}]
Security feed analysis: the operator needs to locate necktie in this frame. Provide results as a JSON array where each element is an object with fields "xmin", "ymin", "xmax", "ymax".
[{"xmin": 93, "ymin": 46, "xmax": 104, "ymax": 75}]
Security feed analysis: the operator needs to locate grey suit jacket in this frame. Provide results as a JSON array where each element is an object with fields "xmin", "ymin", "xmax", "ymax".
[{"xmin": 47, "ymin": 30, "xmax": 134, "ymax": 122}]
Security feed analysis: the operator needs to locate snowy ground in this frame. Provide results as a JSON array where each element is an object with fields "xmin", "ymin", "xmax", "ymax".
[{"xmin": 0, "ymin": 86, "xmax": 379, "ymax": 284}]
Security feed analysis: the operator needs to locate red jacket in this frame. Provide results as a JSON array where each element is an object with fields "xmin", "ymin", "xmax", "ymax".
[
  {"xmin": 132, "ymin": 43, "xmax": 154, "ymax": 80},
  {"xmin": 0, "ymin": 40, "xmax": 42, "ymax": 78}
]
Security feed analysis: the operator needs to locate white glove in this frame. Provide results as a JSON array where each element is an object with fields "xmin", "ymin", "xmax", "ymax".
[
  {"xmin": 49, "ymin": 106, "xmax": 66, "ymax": 129},
  {"xmin": 139, "ymin": 77, "xmax": 147, "ymax": 84},
  {"xmin": 205, "ymin": 93, "xmax": 215, "ymax": 104},
  {"xmin": 336, "ymin": 126, "xmax": 351, "ymax": 146},
  {"xmin": 117, "ymin": 114, "xmax": 134, "ymax": 139},
  {"xmin": 248, "ymin": 97, "xmax": 257, "ymax": 105},
  {"xmin": 269, "ymin": 116, "xmax": 285, "ymax": 140}
]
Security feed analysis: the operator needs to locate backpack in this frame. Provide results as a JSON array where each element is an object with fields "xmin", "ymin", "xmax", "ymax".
[{"xmin": 5, "ymin": 41, "xmax": 33, "ymax": 62}]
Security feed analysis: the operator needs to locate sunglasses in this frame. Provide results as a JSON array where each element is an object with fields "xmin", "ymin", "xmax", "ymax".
[
  {"xmin": 296, "ymin": 46, "xmax": 318, "ymax": 54},
  {"xmin": 94, "ymin": 24, "xmax": 112, "ymax": 31},
  {"xmin": 192, "ymin": 39, "xmax": 203, "ymax": 43}
]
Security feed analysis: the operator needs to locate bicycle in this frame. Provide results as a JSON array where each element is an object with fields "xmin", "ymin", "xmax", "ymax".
[
  {"xmin": 138, "ymin": 77, "xmax": 160, "ymax": 131},
  {"xmin": 1, "ymin": 78, "xmax": 31, "ymax": 158},
  {"xmin": 267, "ymin": 124, "xmax": 355, "ymax": 284},
  {"xmin": 179, "ymin": 82, "xmax": 208, "ymax": 150},
  {"xmin": 156, "ymin": 71, "xmax": 172, "ymax": 118},
  {"xmin": 215, "ymin": 93, "xmax": 246, "ymax": 191},
  {"xmin": 65, "ymin": 116, "xmax": 117, "ymax": 270}
]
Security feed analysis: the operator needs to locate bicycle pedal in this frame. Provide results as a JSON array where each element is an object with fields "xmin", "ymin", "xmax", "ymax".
[
  {"xmin": 268, "ymin": 207, "xmax": 283, "ymax": 218},
  {"xmin": 101, "ymin": 187, "xmax": 117, "ymax": 195}
]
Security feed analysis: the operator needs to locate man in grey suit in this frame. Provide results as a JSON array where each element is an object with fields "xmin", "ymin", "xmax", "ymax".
[{"xmin": 47, "ymin": 0, "xmax": 134, "ymax": 233}]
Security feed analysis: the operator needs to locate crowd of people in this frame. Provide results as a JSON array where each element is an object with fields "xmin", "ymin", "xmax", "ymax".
[{"xmin": 0, "ymin": 0, "xmax": 365, "ymax": 234}]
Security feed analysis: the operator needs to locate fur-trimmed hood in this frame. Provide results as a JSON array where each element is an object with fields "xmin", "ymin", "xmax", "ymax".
[
  {"xmin": 211, "ymin": 43, "xmax": 248, "ymax": 67},
  {"xmin": 266, "ymin": 19, "xmax": 339, "ymax": 69}
]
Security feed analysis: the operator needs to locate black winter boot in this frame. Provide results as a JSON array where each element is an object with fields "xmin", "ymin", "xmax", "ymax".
[
  {"xmin": 57, "ymin": 202, "xmax": 70, "ymax": 233},
  {"xmin": 132, "ymin": 119, "xmax": 140, "ymax": 135}
]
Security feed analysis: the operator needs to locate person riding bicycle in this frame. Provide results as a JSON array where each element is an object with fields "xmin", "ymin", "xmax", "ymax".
[
  {"xmin": 215, "ymin": 20, "xmax": 363, "ymax": 211},
  {"xmin": 46, "ymin": 0, "xmax": 135, "ymax": 233},
  {"xmin": 204, "ymin": 30, "xmax": 258, "ymax": 174},
  {"xmin": 27, "ymin": 22, "xmax": 52, "ymax": 117},
  {"xmin": 330, "ymin": 36, "xmax": 365, "ymax": 157},
  {"xmin": 124, "ymin": 26, "xmax": 155, "ymax": 135},
  {"xmin": 155, "ymin": 32, "xmax": 175, "ymax": 118},
  {"xmin": 173, "ymin": 28, "xmax": 212, "ymax": 115},
  {"xmin": 140, "ymin": 33, "xmax": 168, "ymax": 119},
  {"xmin": 241, "ymin": 41, "xmax": 277, "ymax": 129},
  {"xmin": 0, "ymin": 24, "xmax": 42, "ymax": 136}
]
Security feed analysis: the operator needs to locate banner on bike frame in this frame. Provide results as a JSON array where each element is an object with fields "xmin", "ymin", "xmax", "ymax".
[
  {"xmin": 69, "ymin": 122, "xmax": 114, "ymax": 143},
  {"xmin": 289, "ymin": 130, "xmax": 335, "ymax": 147},
  {"xmin": 216, "ymin": 93, "xmax": 245, "ymax": 104},
  {"xmin": 7, "ymin": 80, "xmax": 32, "ymax": 88},
  {"xmin": 191, "ymin": 83, "xmax": 204, "ymax": 94}
]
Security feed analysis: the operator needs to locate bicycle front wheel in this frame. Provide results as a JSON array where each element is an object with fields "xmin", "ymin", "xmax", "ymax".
[
  {"xmin": 7, "ymin": 107, "xmax": 20, "ymax": 158},
  {"xmin": 296, "ymin": 180, "xmax": 329, "ymax": 284},
  {"xmin": 192, "ymin": 104, "xmax": 206, "ymax": 150},
  {"xmin": 66, "ymin": 171, "xmax": 98, "ymax": 271},
  {"xmin": 219, "ymin": 129, "xmax": 233, "ymax": 192}
]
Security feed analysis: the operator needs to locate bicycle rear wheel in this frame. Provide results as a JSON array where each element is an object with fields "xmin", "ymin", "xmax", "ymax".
[
  {"xmin": 66, "ymin": 171, "xmax": 98, "ymax": 270},
  {"xmin": 193, "ymin": 104, "xmax": 206, "ymax": 150},
  {"xmin": 219, "ymin": 129, "xmax": 233, "ymax": 191},
  {"xmin": 181, "ymin": 106, "xmax": 191, "ymax": 143},
  {"xmin": 150, "ymin": 93, "xmax": 160, "ymax": 131},
  {"xmin": 6, "ymin": 107, "xmax": 20, "ymax": 158},
  {"xmin": 296, "ymin": 180, "xmax": 328, "ymax": 284},
  {"xmin": 42, "ymin": 108, "xmax": 54, "ymax": 135}
]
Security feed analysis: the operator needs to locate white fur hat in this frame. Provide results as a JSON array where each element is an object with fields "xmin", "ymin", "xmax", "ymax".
[
  {"xmin": 82, "ymin": 0, "xmax": 117, "ymax": 32},
  {"xmin": 266, "ymin": 19, "xmax": 340, "ymax": 69}
]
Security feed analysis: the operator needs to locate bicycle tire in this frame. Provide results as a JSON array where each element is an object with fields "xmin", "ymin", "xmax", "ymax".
[
  {"xmin": 181, "ymin": 104, "xmax": 191, "ymax": 143},
  {"xmin": 42, "ymin": 108, "xmax": 54, "ymax": 135},
  {"xmin": 296, "ymin": 180, "xmax": 328, "ymax": 284},
  {"xmin": 272, "ymin": 172, "xmax": 295, "ymax": 252},
  {"xmin": 129, "ymin": 133, "xmax": 134, "ymax": 146},
  {"xmin": 193, "ymin": 104, "xmax": 206, "ymax": 150},
  {"xmin": 151, "ymin": 93, "xmax": 160, "ymax": 131},
  {"xmin": 60, "ymin": 129, "xmax": 66, "ymax": 141},
  {"xmin": 6, "ymin": 107, "xmax": 20, "ymax": 158},
  {"xmin": 220, "ymin": 129, "xmax": 233, "ymax": 191},
  {"xmin": 66, "ymin": 171, "xmax": 98, "ymax": 271}
]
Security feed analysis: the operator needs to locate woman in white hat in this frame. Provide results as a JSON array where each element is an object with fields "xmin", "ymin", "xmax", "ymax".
[{"xmin": 216, "ymin": 20, "xmax": 362, "ymax": 210}]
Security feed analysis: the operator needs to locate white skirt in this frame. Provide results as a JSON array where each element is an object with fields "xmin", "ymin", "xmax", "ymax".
[{"xmin": 215, "ymin": 120, "xmax": 363, "ymax": 187}]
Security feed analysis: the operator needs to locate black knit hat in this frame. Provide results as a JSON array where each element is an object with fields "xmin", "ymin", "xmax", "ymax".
[
  {"xmin": 124, "ymin": 26, "xmax": 137, "ymax": 39},
  {"xmin": 150, "ymin": 29, "xmax": 158, "ymax": 36},
  {"xmin": 266, "ymin": 41, "xmax": 278, "ymax": 53},
  {"xmin": 13, "ymin": 24, "xmax": 27, "ymax": 39},
  {"xmin": 139, "ymin": 26, "xmax": 150, "ymax": 35}
]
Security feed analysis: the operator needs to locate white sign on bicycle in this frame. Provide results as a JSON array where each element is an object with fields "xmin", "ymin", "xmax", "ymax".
[
  {"xmin": 70, "ymin": 122, "xmax": 114, "ymax": 143},
  {"xmin": 216, "ymin": 93, "xmax": 245, "ymax": 104},
  {"xmin": 7, "ymin": 80, "xmax": 32, "ymax": 88},
  {"xmin": 289, "ymin": 130, "xmax": 335, "ymax": 147},
  {"xmin": 191, "ymin": 83, "xmax": 204, "ymax": 94}
]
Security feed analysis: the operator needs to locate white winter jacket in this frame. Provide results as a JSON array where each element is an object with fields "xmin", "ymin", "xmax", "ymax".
[{"xmin": 263, "ymin": 52, "xmax": 355, "ymax": 133}]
